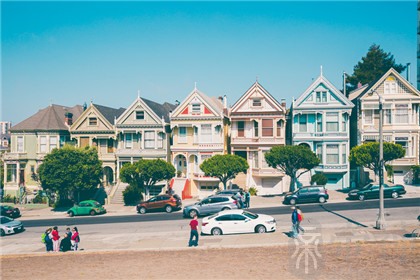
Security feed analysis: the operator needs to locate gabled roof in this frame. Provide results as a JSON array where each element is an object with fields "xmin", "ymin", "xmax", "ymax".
[
  {"xmin": 11, "ymin": 104, "xmax": 83, "ymax": 132},
  {"xmin": 93, "ymin": 104, "xmax": 126, "ymax": 124},
  {"xmin": 170, "ymin": 87, "xmax": 224, "ymax": 118},
  {"xmin": 354, "ymin": 68, "xmax": 420, "ymax": 100},
  {"xmin": 294, "ymin": 73, "xmax": 354, "ymax": 108},
  {"xmin": 230, "ymin": 81, "xmax": 285, "ymax": 114}
]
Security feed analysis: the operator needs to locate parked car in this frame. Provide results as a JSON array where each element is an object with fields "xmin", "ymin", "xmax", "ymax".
[
  {"xmin": 183, "ymin": 195, "xmax": 239, "ymax": 218},
  {"xmin": 137, "ymin": 194, "xmax": 182, "ymax": 214},
  {"xmin": 0, "ymin": 205, "xmax": 21, "ymax": 218},
  {"xmin": 283, "ymin": 186, "xmax": 329, "ymax": 205},
  {"xmin": 0, "ymin": 216, "xmax": 24, "ymax": 236},
  {"xmin": 347, "ymin": 183, "xmax": 406, "ymax": 201},
  {"xmin": 67, "ymin": 200, "xmax": 106, "ymax": 217},
  {"xmin": 201, "ymin": 210, "xmax": 276, "ymax": 235},
  {"xmin": 215, "ymin": 189, "xmax": 241, "ymax": 196}
]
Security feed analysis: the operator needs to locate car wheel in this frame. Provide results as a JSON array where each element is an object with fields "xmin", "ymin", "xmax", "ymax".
[
  {"xmin": 139, "ymin": 207, "xmax": 147, "ymax": 214},
  {"xmin": 189, "ymin": 209, "xmax": 198, "ymax": 218},
  {"xmin": 391, "ymin": 191, "xmax": 399, "ymax": 199},
  {"xmin": 358, "ymin": 194, "xmax": 365, "ymax": 201},
  {"xmin": 89, "ymin": 210, "xmax": 96, "ymax": 216},
  {"xmin": 0, "ymin": 229, "xmax": 5, "ymax": 237},
  {"xmin": 256, "ymin": 225, "xmax": 267, "ymax": 234},
  {"xmin": 68, "ymin": 211, "xmax": 74, "ymax": 217},
  {"xmin": 211, "ymin": 227, "xmax": 223, "ymax": 236},
  {"xmin": 165, "ymin": 205, "xmax": 172, "ymax": 213},
  {"xmin": 318, "ymin": 196, "xmax": 326, "ymax": 203},
  {"xmin": 289, "ymin": 198, "xmax": 296, "ymax": 205},
  {"xmin": 221, "ymin": 207, "xmax": 230, "ymax": 211}
]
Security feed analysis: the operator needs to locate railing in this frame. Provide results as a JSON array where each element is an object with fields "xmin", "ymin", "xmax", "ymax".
[
  {"xmin": 3, "ymin": 153, "xmax": 28, "ymax": 160},
  {"xmin": 198, "ymin": 143, "xmax": 223, "ymax": 149},
  {"xmin": 315, "ymin": 164, "xmax": 348, "ymax": 170},
  {"xmin": 391, "ymin": 157, "xmax": 417, "ymax": 166},
  {"xmin": 116, "ymin": 148, "xmax": 166, "ymax": 156},
  {"xmin": 231, "ymin": 138, "xmax": 284, "ymax": 144},
  {"xmin": 192, "ymin": 172, "xmax": 219, "ymax": 181},
  {"xmin": 251, "ymin": 168, "xmax": 285, "ymax": 176},
  {"xmin": 293, "ymin": 132, "xmax": 348, "ymax": 138}
]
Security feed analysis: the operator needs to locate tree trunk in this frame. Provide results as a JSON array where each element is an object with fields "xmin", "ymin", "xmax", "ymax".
[
  {"xmin": 222, "ymin": 180, "xmax": 227, "ymax": 190},
  {"xmin": 289, "ymin": 176, "xmax": 297, "ymax": 192}
]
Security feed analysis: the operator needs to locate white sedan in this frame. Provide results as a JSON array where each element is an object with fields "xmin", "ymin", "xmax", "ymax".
[{"xmin": 201, "ymin": 210, "xmax": 276, "ymax": 235}]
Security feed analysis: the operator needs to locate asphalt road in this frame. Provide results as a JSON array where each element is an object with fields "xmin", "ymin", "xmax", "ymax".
[{"xmin": 21, "ymin": 197, "xmax": 420, "ymax": 228}]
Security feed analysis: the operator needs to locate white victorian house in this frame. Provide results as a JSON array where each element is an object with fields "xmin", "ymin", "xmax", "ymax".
[
  {"xmin": 291, "ymin": 72, "xmax": 354, "ymax": 190},
  {"xmin": 230, "ymin": 81, "xmax": 287, "ymax": 195}
]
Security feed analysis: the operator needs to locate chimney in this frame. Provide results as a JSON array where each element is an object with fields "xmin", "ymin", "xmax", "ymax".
[
  {"xmin": 281, "ymin": 98, "xmax": 286, "ymax": 108},
  {"xmin": 65, "ymin": 112, "xmax": 73, "ymax": 126},
  {"xmin": 223, "ymin": 95, "xmax": 227, "ymax": 109}
]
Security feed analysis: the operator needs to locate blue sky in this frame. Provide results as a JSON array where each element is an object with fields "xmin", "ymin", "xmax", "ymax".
[{"xmin": 1, "ymin": 1, "xmax": 416, "ymax": 125}]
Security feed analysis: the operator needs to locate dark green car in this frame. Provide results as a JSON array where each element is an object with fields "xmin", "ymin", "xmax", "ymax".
[
  {"xmin": 67, "ymin": 200, "xmax": 106, "ymax": 217},
  {"xmin": 348, "ymin": 183, "xmax": 406, "ymax": 201}
]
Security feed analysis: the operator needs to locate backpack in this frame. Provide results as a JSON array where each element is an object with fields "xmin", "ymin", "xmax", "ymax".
[
  {"xmin": 298, "ymin": 211, "xmax": 304, "ymax": 222},
  {"xmin": 41, "ymin": 233, "xmax": 47, "ymax": 243}
]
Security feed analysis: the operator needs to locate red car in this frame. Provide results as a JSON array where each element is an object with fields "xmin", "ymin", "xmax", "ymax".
[{"xmin": 137, "ymin": 194, "xmax": 182, "ymax": 214}]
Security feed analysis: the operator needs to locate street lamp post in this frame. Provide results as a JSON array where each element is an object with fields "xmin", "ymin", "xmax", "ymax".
[{"xmin": 369, "ymin": 89, "xmax": 385, "ymax": 229}]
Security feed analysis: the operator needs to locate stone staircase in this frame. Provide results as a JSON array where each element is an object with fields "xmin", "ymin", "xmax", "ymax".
[
  {"xmin": 110, "ymin": 182, "xmax": 129, "ymax": 204},
  {"xmin": 171, "ymin": 178, "xmax": 188, "ymax": 198}
]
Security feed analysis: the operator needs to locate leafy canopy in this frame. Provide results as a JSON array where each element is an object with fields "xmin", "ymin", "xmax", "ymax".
[
  {"xmin": 0, "ymin": 158, "xmax": 4, "ymax": 189},
  {"xmin": 38, "ymin": 145, "xmax": 102, "ymax": 196},
  {"xmin": 349, "ymin": 142, "xmax": 405, "ymax": 176},
  {"xmin": 346, "ymin": 44, "xmax": 406, "ymax": 92},
  {"xmin": 200, "ymin": 154, "xmax": 249, "ymax": 190},
  {"xmin": 265, "ymin": 145, "xmax": 320, "ymax": 192}
]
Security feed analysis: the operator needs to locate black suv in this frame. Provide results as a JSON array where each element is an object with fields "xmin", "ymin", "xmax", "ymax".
[{"xmin": 283, "ymin": 186, "xmax": 329, "ymax": 205}]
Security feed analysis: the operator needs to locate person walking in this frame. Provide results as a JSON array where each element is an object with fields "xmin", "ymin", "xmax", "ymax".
[
  {"xmin": 296, "ymin": 206, "xmax": 305, "ymax": 234},
  {"xmin": 188, "ymin": 215, "xmax": 199, "ymax": 247},
  {"xmin": 245, "ymin": 191, "xmax": 251, "ymax": 209},
  {"xmin": 291, "ymin": 206, "xmax": 298, "ymax": 238},
  {"xmin": 51, "ymin": 226, "xmax": 60, "ymax": 252},
  {"xmin": 71, "ymin": 227, "xmax": 80, "ymax": 251}
]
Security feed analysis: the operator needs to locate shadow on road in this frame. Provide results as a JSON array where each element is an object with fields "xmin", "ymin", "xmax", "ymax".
[{"xmin": 319, "ymin": 205, "xmax": 368, "ymax": 228}]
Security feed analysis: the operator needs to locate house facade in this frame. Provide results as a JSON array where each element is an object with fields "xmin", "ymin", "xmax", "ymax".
[
  {"xmin": 169, "ymin": 87, "xmax": 228, "ymax": 198},
  {"xmin": 291, "ymin": 73, "xmax": 354, "ymax": 190},
  {"xmin": 114, "ymin": 95, "xmax": 175, "ymax": 195},
  {"xmin": 349, "ymin": 68, "xmax": 420, "ymax": 185},
  {"xmin": 230, "ymin": 81, "xmax": 287, "ymax": 195},
  {"xmin": 69, "ymin": 103, "xmax": 126, "ymax": 186},
  {"xmin": 3, "ymin": 105, "xmax": 83, "ymax": 195}
]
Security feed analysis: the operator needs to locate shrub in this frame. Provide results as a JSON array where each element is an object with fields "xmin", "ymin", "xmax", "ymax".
[
  {"xmin": 311, "ymin": 173, "xmax": 328, "ymax": 185},
  {"xmin": 249, "ymin": 187, "xmax": 258, "ymax": 196},
  {"xmin": 2, "ymin": 194, "xmax": 16, "ymax": 203},
  {"xmin": 411, "ymin": 165, "xmax": 420, "ymax": 184},
  {"xmin": 53, "ymin": 198, "xmax": 74, "ymax": 209},
  {"xmin": 123, "ymin": 185, "xmax": 144, "ymax": 205},
  {"xmin": 32, "ymin": 194, "xmax": 48, "ymax": 204}
]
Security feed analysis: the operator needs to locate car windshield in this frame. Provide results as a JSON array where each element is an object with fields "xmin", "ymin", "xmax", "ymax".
[
  {"xmin": 1, "ymin": 216, "xmax": 13, "ymax": 223},
  {"xmin": 362, "ymin": 184, "xmax": 373, "ymax": 190},
  {"xmin": 93, "ymin": 202, "xmax": 101, "ymax": 207},
  {"xmin": 242, "ymin": 211, "xmax": 258, "ymax": 219}
]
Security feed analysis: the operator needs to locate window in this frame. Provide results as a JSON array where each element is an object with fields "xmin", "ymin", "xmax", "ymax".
[
  {"xmin": 252, "ymin": 151, "xmax": 259, "ymax": 168},
  {"xmin": 17, "ymin": 136, "xmax": 24, "ymax": 152},
  {"xmin": 40, "ymin": 136, "xmax": 47, "ymax": 153},
  {"xmin": 125, "ymin": 134, "xmax": 132, "ymax": 149},
  {"xmin": 136, "ymin": 111, "xmax": 144, "ymax": 120},
  {"xmin": 237, "ymin": 121, "xmax": 245, "ymax": 137},
  {"xmin": 316, "ymin": 91, "xmax": 327, "ymax": 103},
  {"xmin": 60, "ymin": 135, "xmax": 70, "ymax": 147},
  {"xmin": 231, "ymin": 214, "xmax": 247, "ymax": 221},
  {"xmin": 395, "ymin": 139, "xmax": 409, "ymax": 157},
  {"xmin": 178, "ymin": 127, "xmax": 187, "ymax": 143},
  {"xmin": 326, "ymin": 112, "xmax": 339, "ymax": 132},
  {"xmin": 7, "ymin": 164, "xmax": 17, "ymax": 182},
  {"xmin": 192, "ymin": 103, "xmax": 201, "ymax": 114},
  {"xmin": 145, "ymin": 131, "xmax": 155, "ymax": 149},
  {"xmin": 342, "ymin": 144, "xmax": 347, "ymax": 164},
  {"xmin": 395, "ymin": 104, "xmax": 408, "ymax": 124},
  {"xmin": 262, "ymin": 119, "xmax": 273, "ymax": 137},
  {"xmin": 384, "ymin": 77, "xmax": 397, "ymax": 94},
  {"xmin": 298, "ymin": 115, "xmax": 307, "ymax": 132},
  {"xmin": 89, "ymin": 117, "xmax": 98, "ymax": 126},
  {"xmin": 316, "ymin": 144, "xmax": 323, "ymax": 163},
  {"xmin": 193, "ymin": 126, "xmax": 198, "ymax": 143},
  {"xmin": 326, "ymin": 144, "xmax": 339, "ymax": 164},
  {"xmin": 201, "ymin": 124, "xmax": 212, "ymax": 143},
  {"xmin": 262, "ymin": 151, "xmax": 270, "ymax": 168},
  {"xmin": 107, "ymin": 139, "xmax": 114, "ymax": 153},
  {"xmin": 316, "ymin": 114, "xmax": 323, "ymax": 132},
  {"xmin": 252, "ymin": 99, "xmax": 262, "ymax": 107},
  {"xmin": 49, "ymin": 137, "xmax": 57, "ymax": 151},
  {"xmin": 342, "ymin": 114, "xmax": 348, "ymax": 132},
  {"xmin": 384, "ymin": 109, "xmax": 392, "ymax": 124},
  {"xmin": 276, "ymin": 120, "xmax": 282, "ymax": 137},
  {"xmin": 364, "ymin": 110, "xmax": 373, "ymax": 124},
  {"xmin": 157, "ymin": 132, "xmax": 164, "ymax": 149},
  {"xmin": 254, "ymin": 121, "xmax": 259, "ymax": 137}
]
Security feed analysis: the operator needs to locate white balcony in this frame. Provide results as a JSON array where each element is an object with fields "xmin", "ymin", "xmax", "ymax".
[{"xmin": 251, "ymin": 168, "xmax": 285, "ymax": 177}]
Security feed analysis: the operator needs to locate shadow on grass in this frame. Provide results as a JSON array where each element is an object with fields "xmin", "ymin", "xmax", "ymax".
[{"xmin": 319, "ymin": 204, "xmax": 368, "ymax": 228}]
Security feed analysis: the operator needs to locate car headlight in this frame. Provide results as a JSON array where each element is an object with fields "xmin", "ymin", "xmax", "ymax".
[{"xmin": 267, "ymin": 219, "xmax": 276, "ymax": 224}]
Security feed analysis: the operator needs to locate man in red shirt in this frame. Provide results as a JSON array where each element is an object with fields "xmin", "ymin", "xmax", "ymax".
[{"xmin": 188, "ymin": 215, "xmax": 199, "ymax": 247}]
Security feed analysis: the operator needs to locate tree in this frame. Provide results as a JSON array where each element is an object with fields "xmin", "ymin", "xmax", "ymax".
[
  {"xmin": 265, "ymin": 145, "xmax": 320, "ymax": 193},
  {"xmin": 120, "ymin": 159, "xmax": 175, "ymax": 201},
  {"xmin": 346, "ymin": 44, "xmax": 406, "ymax": 92},
  {"xmin": 310, "ymin": 173, "xmax": 327, "ymax": 186},
  {"xmin": 200, "ymin": 154, "xmax": 249, "ymax": 190},
  {"xmin": 38, "ymin": 145, "xmax": 102, "ymax": 203},
  {"xmin": 0, "ymin": 158, "xmax": 4, "ymax": 189},
  {"xmin": 349, "ymin": 142, "xmax": 405, "ymax": 179}
]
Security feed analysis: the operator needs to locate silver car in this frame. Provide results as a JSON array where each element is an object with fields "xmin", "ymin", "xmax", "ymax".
[
  {"xmin": 0, "ymin": 216, "xmax": 24, "ymax": 236},
  {"xmin": 183, "ymin": 195, "xmax": 239, "ymax": 218}
]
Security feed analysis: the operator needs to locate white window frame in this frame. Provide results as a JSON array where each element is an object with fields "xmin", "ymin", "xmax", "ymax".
[
  {"xmin": 178, "ymin": 127, "xmax": 187, "ymax": 144},
  {"xmin": 157, "ymin": 132, "xmax": 164, "ymax": 149},
  {"xmin": 145, "ymin": 131, "xmax": 155, "ymax": 149},
  {"xmin": 136, "ymin": 111, "xmax": 145, "ymax": 120},
  {"xmin": 395, "ymin": 104, "xmax": 408, "ymax": 124},
  {"xmin": 40, "ymin": 136, "xmax": 47, "ymax": 153},
  {"xmin": 191, "ymin": 103, "xmax": 201, "ymax": 114},
  {"xmin": 49, "ymin": 136, "xmax": 58, "ymax": 152},
  {"xmin": 201, "ymin": 124, "xmax": 212, "ymax": 143},
  {"xmin": 326, "ymin": 144, "xmax": 339, "ymax": 164},
  {"xmin": 364, "ymin": 109, "xmax": 373, "ymax": 124},
  {"xmin": 17, "ymin": 136, "xmax": 24, "ymax": 153},
  {"xmin": 88, "ymin": 117, "xmax": 98, "ymax": 126},
  {"xmin": 125, "ymin": 133, "xmax": 133, "ymax": 149},
  {"xmin": 252, "ymin": 99, "xmax": 262, "ymax": 107},
  {"xmin": 298, "ymin": 115, "xmax": 307, "ymax": 133},
  {"xmin": 326, "ymin": 112, "xmax": 339, "ymax": 132}
]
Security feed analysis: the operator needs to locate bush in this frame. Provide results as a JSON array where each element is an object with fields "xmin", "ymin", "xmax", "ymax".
[
  {"xmin": 249, "ymin": 187, "xmax": 258, "ymax": 196},
  {"xmin": 2, "ymin": 194, "xmax": 16, "ymax": 203},
  {"xmin": 311, "ymin": 173, "xmax": 328, "ymax": 185},
  {"xmin": 53, "ymin": 198, "xmax": 74, "ymax": 209},
  {"xmin": 123, "ymin": 185, "xmax": 143, "ymax": 205},
  {"xmin": 32, "ymin": 194, "xmax": 48, "ymax": 204}
]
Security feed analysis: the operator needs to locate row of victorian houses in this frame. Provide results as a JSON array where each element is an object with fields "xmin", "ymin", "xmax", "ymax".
[{"xmin": 3, "ymin": 68, "xmax": 420, "ymax": 201}]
